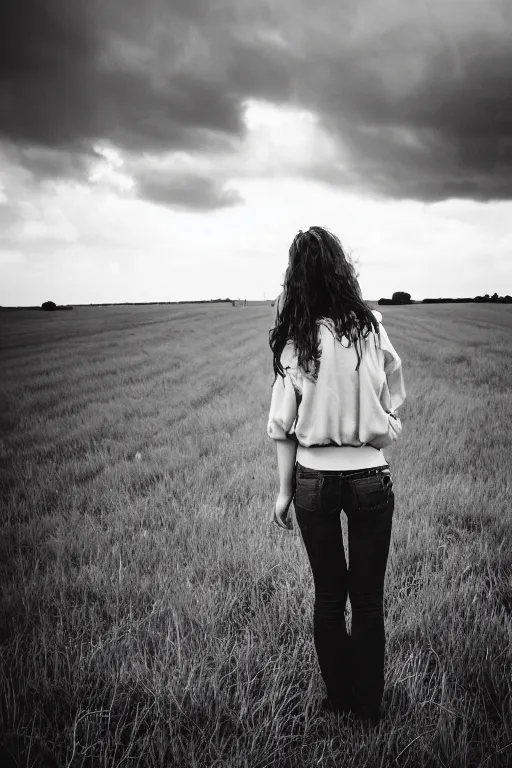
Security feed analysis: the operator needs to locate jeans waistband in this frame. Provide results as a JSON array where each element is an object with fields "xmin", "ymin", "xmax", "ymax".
[{"xmin": 296, "ymin": 461, "xmax": 390, "ymax": 479}]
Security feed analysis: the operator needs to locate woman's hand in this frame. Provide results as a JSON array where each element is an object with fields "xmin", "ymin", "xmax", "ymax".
[{"xmin": 272, "ymin": 489, "xmax": 294, "ymax": 530}]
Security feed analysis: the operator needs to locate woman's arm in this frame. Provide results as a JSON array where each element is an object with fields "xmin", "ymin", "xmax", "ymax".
[{"xmin": 276, "ymin": 438, "xmax": 298, "ymax": 494}]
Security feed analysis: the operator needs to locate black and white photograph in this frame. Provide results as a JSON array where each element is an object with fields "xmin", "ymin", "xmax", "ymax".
[{"xmin": 1, "ymin": 1, "xmax": 511, "ymax": 766}]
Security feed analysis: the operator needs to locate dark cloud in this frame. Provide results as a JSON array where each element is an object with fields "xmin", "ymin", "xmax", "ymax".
[
  {"xmin": 4, "ymin": 143, "xmax": 93, "ymax": 182},
  {"xmin": 0, "ymin": 0, "xmax": 247, "ymax": 210},
  {"xmin": 1, "ymin": 0, "xmax": 512, "ymax": 204},
  {"xmin": 0, "ymin": 1, "xmax": 244, "ymax": 149},
  {"xmin": 135, "ymin": 169, "xmax": 243, "ymax": 210},
  {"xmin": 300, "ymin": 25, "xmax": 512, "ymax": 201},
  {"xmin": 0, "ymin": 1, "xmax": 97, "ymax": 148}
]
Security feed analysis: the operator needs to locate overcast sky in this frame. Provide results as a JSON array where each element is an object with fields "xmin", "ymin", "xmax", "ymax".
[{"xmin": 1, "ymin": 0, "xmax": 512, "ymax": 305}]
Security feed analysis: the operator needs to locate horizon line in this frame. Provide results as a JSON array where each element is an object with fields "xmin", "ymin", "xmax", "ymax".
[{"xmin": 2, "ymin": 293, "xmax": 511, "ymax": 310}]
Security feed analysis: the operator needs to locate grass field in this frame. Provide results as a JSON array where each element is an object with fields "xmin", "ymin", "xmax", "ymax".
[{"xmin": 1, "ymin": 302, "xmax": 511, "ymax": 768}]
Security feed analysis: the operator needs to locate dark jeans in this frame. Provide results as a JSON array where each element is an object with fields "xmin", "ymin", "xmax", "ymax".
[{"xmin": 293, "ymin": 460, "xmax": 395, "ymax": 716}]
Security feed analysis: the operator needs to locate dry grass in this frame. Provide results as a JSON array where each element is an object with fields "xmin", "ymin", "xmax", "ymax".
[{"xmin": 0, "ymin": 301, "xmax": 511, "ymax": 768}]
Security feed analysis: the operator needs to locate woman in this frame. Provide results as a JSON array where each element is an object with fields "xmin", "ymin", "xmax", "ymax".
[{"xmin": 267, "ymin": 226, "xmax": 406, "ymax": 728}]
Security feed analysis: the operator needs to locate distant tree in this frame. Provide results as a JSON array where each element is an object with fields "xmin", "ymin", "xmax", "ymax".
[
  {"xmin": 41, "ymin": 301, "xmax": 57, "ymax": 311},
  {"xmin": 503, "ymin": 295, "xmax": 512, "ymax": 303},
  {"xmin": 391, "ymin": 291, "xmax": 412, "ymax": 304},
  {"xmin": 378, "ymin": 298, "xmax": 393, "ymax": 305},
  {"xmin": 491, "ymin": 292, "xmax": 499, "ymax": 302}
]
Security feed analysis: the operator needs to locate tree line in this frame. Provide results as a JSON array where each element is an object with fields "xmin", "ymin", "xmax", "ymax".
[{"xmin": 378, "ymin": 292, "xmax": 512, "ymax": 305}]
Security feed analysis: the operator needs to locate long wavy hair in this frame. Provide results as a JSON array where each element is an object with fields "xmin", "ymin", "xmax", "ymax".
[{"xmin": 269, "ymin": 226, "xmax": 380, "ymax": 387}]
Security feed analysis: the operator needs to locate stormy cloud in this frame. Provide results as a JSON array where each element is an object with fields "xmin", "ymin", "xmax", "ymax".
[
  {"xmin": 1, "ymin": 0, "xmax": 512, "ymax": 206},
  {"xmin": 135, "ymin": 169, "xmax": 243, "ymax": 211}
]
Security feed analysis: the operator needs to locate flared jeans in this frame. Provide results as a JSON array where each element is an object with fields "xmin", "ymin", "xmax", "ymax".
[{"xmin": 293, "ymin": 460, "xmax": 395, "ymax": 717}]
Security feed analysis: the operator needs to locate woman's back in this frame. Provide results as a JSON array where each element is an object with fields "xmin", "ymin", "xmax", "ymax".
[{"xmin": 268, "ymin": 307, "xmax": 406, "ymax": 461}]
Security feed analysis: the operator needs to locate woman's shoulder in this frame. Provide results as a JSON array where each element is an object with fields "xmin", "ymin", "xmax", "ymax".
[{"xmin": 371, "ymin": 309, "xmax": 383, "ymax": 322}]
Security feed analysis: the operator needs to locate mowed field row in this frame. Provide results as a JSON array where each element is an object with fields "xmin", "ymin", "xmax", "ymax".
[{"xmin": 0, "ymin": 302, "xmax": 511, "ymax": 767}]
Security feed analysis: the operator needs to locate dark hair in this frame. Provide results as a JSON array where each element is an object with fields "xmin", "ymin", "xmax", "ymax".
[{"xmin": 269, "ymin": 226, "xmax": 380, "ymax": 387}]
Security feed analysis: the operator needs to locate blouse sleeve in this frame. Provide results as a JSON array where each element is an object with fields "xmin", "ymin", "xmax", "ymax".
[
  {"xmin": 267, "ymin": 370, "xmax": 299, "ymax": 441},
  {"xmin": 378, "ymin": 323, "xmax": 407, "ymax": 412}
]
